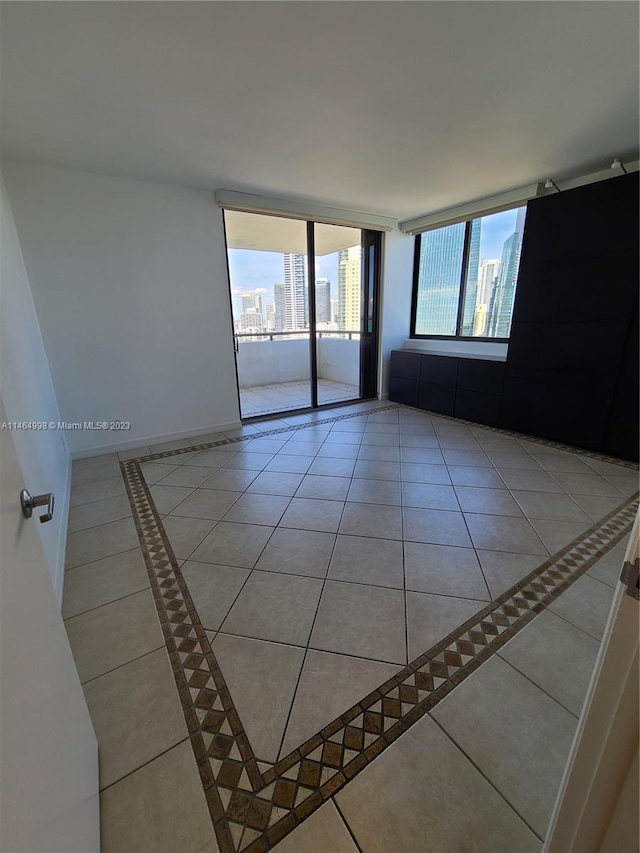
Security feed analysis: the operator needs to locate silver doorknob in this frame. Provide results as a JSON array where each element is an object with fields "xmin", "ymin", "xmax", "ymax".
[{"xmin": 20, "ymin": 490, "xmax": 55, "ymax": 523}]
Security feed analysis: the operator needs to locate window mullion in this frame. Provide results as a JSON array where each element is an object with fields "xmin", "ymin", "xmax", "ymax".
[{"xmin": 455, "ymin": 221, "xmax": 472, "ymax": 336}]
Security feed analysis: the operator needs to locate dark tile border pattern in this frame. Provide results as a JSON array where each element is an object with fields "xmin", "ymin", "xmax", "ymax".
[{"xmin": 120, "ymin": 405, "xmax": 639, "ymax": 852}]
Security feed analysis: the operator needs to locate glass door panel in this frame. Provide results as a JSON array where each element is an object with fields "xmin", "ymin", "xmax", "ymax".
[
  {"xmin": 313, "ymin": 223, "xmax": 362, "ymax": 406},
  {"xmin": 224, "ymin": 211, "xmax": 310, "ymax": 418}
]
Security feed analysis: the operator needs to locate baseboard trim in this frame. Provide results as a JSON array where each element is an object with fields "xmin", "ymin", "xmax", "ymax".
[{"xmin": 70, "ymin": 420, "xmax": 242, "ymax": 460}]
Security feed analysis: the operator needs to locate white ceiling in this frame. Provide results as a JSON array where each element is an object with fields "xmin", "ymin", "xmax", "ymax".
[{"xmin": 1, "ymin": 2, "xmax": 638, "ymax": 220}]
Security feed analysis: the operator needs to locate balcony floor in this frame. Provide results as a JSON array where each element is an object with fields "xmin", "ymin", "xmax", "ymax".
[{"xmin": 240, "ymin": 378, "xmax": 359, "ymax": 418}]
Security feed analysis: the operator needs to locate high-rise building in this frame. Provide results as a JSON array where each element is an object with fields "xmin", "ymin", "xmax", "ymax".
[
  {"xmin": 264, "ymin": 303, "xmax": 276, "ymax": 332},
  {"xmin": 330, "ymin": 299, "xmax": 339, "ymax": 324},
  {"xmin": 338, "ymin": 246, "xmax": 361, "ymax": 331},
  {"xmin": 315, "ymin": 278, "xmax": 332, "ymax": 325},
  {"xmin": 415, "ymin": 223, "xmax": 466, "ymax": 335},
  {"xmin": 241, "ymin": 292, "xmax": 262, "ymax": 315},
  {"xmin": 283, "ymin": 253, "xmax": 307, "ymax": 330},
  {"xmin": 460, "ymin": 220, "xmax": 481, "ymax": 335},
  {"xmin": 474, "ymin": 258, "xmax": 501, "ymax": 336},
  {"xmin": 238, "ymin": 308, "xmax": 264, "ymax": 334},
  {"xmin": 273, "ymin": 282, "xmax": 285, "ymax": 332},
  {"xmin": 487, "ymin": 207, "xmax": 526, "ymax": 337}
]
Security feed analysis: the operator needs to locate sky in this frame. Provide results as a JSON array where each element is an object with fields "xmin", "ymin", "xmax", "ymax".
[{"xmin": 227, "ymin": 207, "xmax": 522, "ymax": 318}]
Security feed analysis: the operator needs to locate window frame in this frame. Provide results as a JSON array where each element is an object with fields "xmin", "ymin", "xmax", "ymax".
[{"xmin": 409, "ymin": 210, "xmax": 524, "ymax": 343}]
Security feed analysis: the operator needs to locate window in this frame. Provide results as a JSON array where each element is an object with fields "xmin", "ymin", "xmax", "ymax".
[{"xmin": 411, "ymin": 206, "xmax": 526, "ymax": 339}]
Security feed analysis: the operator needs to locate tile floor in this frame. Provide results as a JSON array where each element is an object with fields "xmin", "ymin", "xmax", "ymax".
[
  {"xmin": 239, "ymin": 379, "xmax": 359, "ymax": 418},
  {"xmin": 62, "ymin": 402, "xmax": 638, "ymax": 852}
]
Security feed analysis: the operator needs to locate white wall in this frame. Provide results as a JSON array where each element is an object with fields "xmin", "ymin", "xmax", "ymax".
[
  {"xmin": 378, "ymin": 229, "xmax": 416, "ymax": 397},
  {"xmin": 317, "ymin": 337, "xmax": 359, "ymax": 386},
  {"xmin": 2, "ymin": 161, "xmax": 241, "ymax": 456},
  {"xmin": 236, "ymin": 339, "xmax": 309, "ymax": 387},
  {"xmin": 0, "ymin": 173, "xmax": 70, "ymax": 601}
]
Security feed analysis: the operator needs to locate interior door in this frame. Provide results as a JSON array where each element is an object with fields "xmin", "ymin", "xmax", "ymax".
[{"xmin": 0, "ymin": 398, "xmax": 99, "ymax": 852}]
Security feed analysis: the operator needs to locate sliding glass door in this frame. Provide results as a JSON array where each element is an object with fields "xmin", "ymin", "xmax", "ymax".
[{"xmin": 224, "ymin": 210, "xmax": 380, "ymax": 419}]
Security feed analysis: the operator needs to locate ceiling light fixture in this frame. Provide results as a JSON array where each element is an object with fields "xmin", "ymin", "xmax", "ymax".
[{"xmin": 611, "ymin": 158, "xmax": 628, "ymax": 174}]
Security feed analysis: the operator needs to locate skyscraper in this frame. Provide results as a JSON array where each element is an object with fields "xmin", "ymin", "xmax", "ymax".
[
  {"xmin": 283, "ymin": 253, "xmax": 307, "ymax": 330},
  {"xmin": 487, "ymin": 207, "xmax": 526, "ymax": 337},
  {"xmin": 273, "ymin": 282, "xmax": 285, "ymax": 332},
  {"xmin": 474, "ymin": 258, "xmax": 501, "ymax": 336},
  {"xmin": 338, "ymin": 246, "xmax": 361, "ymax": 331},
  {"xmin": 315, "ymin": 278, "xmax": 332, "ymax": 325},
  {"xmin": 415, "ymin": 223, "xmax": 466, "ymax": 336},
  {"xmin": 460, "ymin": 220, "xmax": 481, "ymax": 335}
]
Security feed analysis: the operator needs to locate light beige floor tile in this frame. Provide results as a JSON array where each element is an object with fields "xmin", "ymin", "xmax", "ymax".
[
  {"xmin": 432, "ymin": 655, "xmax": 577, "ymax": 838},
  {"xmin": 264, "ymin": 454, "xmax": 315, "ymax": 473},
  {"xmin": 352, "ymin": 459, "xmax": 400, "ymax": 481},
  {"xmin": 65, "ymin": 517, "xmax": 139, "ymax": 568},
  {"xmin": 280, "ymin": 440, "xmax": 325, "ymax": 457},
  {"xmin": 603, "ymin": 473, "xmax": 639, "ymax": 496},
  {"xmin": 441, "ymin": 448, "xmax": 492, "ymax": 467},
  {"xmin": 71, "ymin": 458, "xmax": 121, "ymax": 486},
  {"xmin": 572, "ymin": 493, "xmax": 625, "ymax": 521},
  {"xmin": 317, "ymin": 443, "xmax": 361, "ymax": 461},
  {"xmin": 512, "ymin": 490, "xmax": 591, "ymax": 523},
  {"xmin": 84, "ymin": 648, "xmax": 187, "ymax": 789},
  {"xmin": 280, "ymin": 649, "xmax": 399, "ymax": 758},
  {"xmin": 255, "ymin": 528, "xmax": 336, "ymax": 578},
  {"xmin": 149, "ymin": 438, "xmax": 192, "ymax": 453},
  {"xmin": 400, "ymin": 447, "xmax": 445, "ymax": 465},
  {"xmin": 476, "ymin": 550, "xmax": 544, "ymax": 598},
  {"xmin": 328, "ymin": 535, "xmax": 404, "ymax": 588},
  {"xmin": 308, "ymin": 456, "xmax": 357, "ymax": 478},
  {"xmin": 243, "ymin": 437, "xmax": 290, "ymax": 454},
  {"xmin": 339, "ymin": 502, "xmax": 402, "ymax": 540},
  {"xmin": 67, "ymin": 494, "xmax": 132, "ymax": 533},
  {"xmin": 118, "ymin": 445, "xmax": 151, "ymax": 462},
  {"xmin": 153, "ymin": 450, "xmax": 199, "ymax": 465},
  {"xmin": 474, "ymin": 435, "xmax": 523, "ymax": 453},
  {"xmin": 356, "ymin": 444, "xmax": 400, "ymax": 462},
  {"xmin": 455, "ymin": 486, "xmax": 523, "ymax": 517},
  {"xmin": 280, "ymin": 497, "xmax": 345, "ymax": 534},
  {"xmin": 222, "ymin": 492, "xmax": 291, "ymax": 526},
  {"xmin": 403, "ymin": 507, "xmax": 472, "ymax": 547},
  {"xmin": 404, "ymin": 542, "xmax": 489, "ymax": 600},
  {"xmin": 201, "ymin": 467, "xmax": 260, "ymax": 491},
  {"xmin": 65, "ymin": 589, "xmax": 163, "ymax": 682},
  {"xmin": 62, "ymin": 549, "xmax": 148, "ymax": 619},
  {"xmin": 155, "ymin": 465, "xmax": 215, "ymax": 488},
  {"xmin": 359, "ymin": 432, "xmax": 400, "ymax": 448},
  {"xmin": 149, "ymin": 484, "xmax": 195, "ymax": 514},
  {"xmin": 406, "ymin": 591, "xmax": 483, "ymax": 659},
  {"xmin": 582, "ymin": 457, "xmax": 635, "ymax": 477},
  {"xmin": 586, "ymin": 547, "xmax": 624, "ymax": 587},
  {"xmin": 188, "ymin": 448, "xmax": 242, "ymax": 468},
  {"xmin": 400, "ymin": 462, "xmax": 452, "ymax": 485},
  {"xmin": 188, "ymin": 430, "xmax": 228, "ymax": 444},
  {"xmin": 548, "ymin": 574, "xmax": 615, "ymax": 640},
  {"xmin": 402, "ymin": 482, "xmax": 459, "ymax": 511},
  {"xmin": 464, "ymin": 514, "xmax": 547, "ymax": 555},
  {"xmin": 100, "ymin": 740, "xmax": 216, "ymax": 853},
  {"xmin": 70, "ymin": 475, "xmax": 127, "ymax": 507},
  {"xmin": 211, "ymin": 634, "xmax": 305, "ymax": 763},
  {"xmin": 336, "ymin": 713, "xmax": 540, "ymax": 853},
  {"xmin": 221, "ymin": 571, "xmax": 322, "ymax": 645},
  {"xmin": 140, "ymin": 461, "xmax": 180, "ymax": 484},
  {"xmin": 399, "ymin": 433, "xmax": 439, "ymax": 448},
  {"xmin": 272, "ymin": 801, "xmax": 357, "ymax": 853},
  {"xmin": 161, "ymin": 515, "xmax": 217, "ymax": 560},
  {"xmin": 530, "ymin": 519, "xmax": 591, "ymax": 552},
  {"xmin": 447, "ymin": 465, "xmax": 505, "ymax": 488},
  {"xmin": 324, "ymin": 429, "xmax": 363, "ymax": 444},
  {"xmin": 310, "ymin": 581, "xmax": 406, "ymax": 664},
  {"xmin": 170, "ymin": 488, "xmax": 243, "ymax": 520},
  {"xmin": 486, "ymin": 451, "xmax": 542, "ymax": 470},
  {"xmin": 496, "ymin": 468, "xmax": 563, "ymax": 492},
  {"xmin": 190, "ymin": 522, "xmax": 274, "ymax": 568},
  {"xmin": 181, "ymin": 562, "xmax": 250, "ymax": 630},
  {"xmin": 246, "ymin": 471, "xmax": 306, "ymax": 497},
  {"xmin": 551, "ymin": 471, "xmax": 623, "ymax": 496},
  {"xmin": 346, "ymin": 477, "xmax": 402, "ymax": 506},
  {"xmin": 498, "ymin": 609, "xmax": 600, "ymax": 716},
  {"xmin": 295, "ymin": 474, "xmax": 351, "ymax": 501},
  {"xmin": 534, "ymin": 453, "xmax": 595, "ymax": 473}
]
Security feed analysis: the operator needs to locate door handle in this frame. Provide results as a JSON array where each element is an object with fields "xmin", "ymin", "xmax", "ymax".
[
  {"xmin": 20, "ymin": 489, "xmax": 55, "ymax": 523},
  {"xmin": 233, "ymin": 335, "xmax": 239, "ymax": 354}
]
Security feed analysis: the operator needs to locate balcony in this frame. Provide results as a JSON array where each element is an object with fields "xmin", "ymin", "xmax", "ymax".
[{"xmin": 236, "ymin": 332, "xmax": 361, "ymax": 417}]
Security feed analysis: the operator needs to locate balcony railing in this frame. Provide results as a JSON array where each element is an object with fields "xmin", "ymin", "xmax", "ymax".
[{"xmin": 234, "ymin": 331, "xmax": 361, "ymax": 389}]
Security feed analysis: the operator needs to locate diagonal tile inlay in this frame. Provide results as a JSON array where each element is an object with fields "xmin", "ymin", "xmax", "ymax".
[{"xmin": 120, "ymin": 403, "xmax": 639, "ymax": 852}]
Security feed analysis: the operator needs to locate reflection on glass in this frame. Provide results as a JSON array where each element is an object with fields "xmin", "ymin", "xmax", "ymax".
[{"xmin": 314, "ymin": 223, "xmax": 362, "ymax": 405}]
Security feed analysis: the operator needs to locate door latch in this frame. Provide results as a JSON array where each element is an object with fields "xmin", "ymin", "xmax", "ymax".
[
  {"xmin": 620, "ymin": 557, "xmax": 639, "ymax": 601},
  {"xmin": 20, "ymin": 490, "xmax": 55, "ymax": 523}
]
